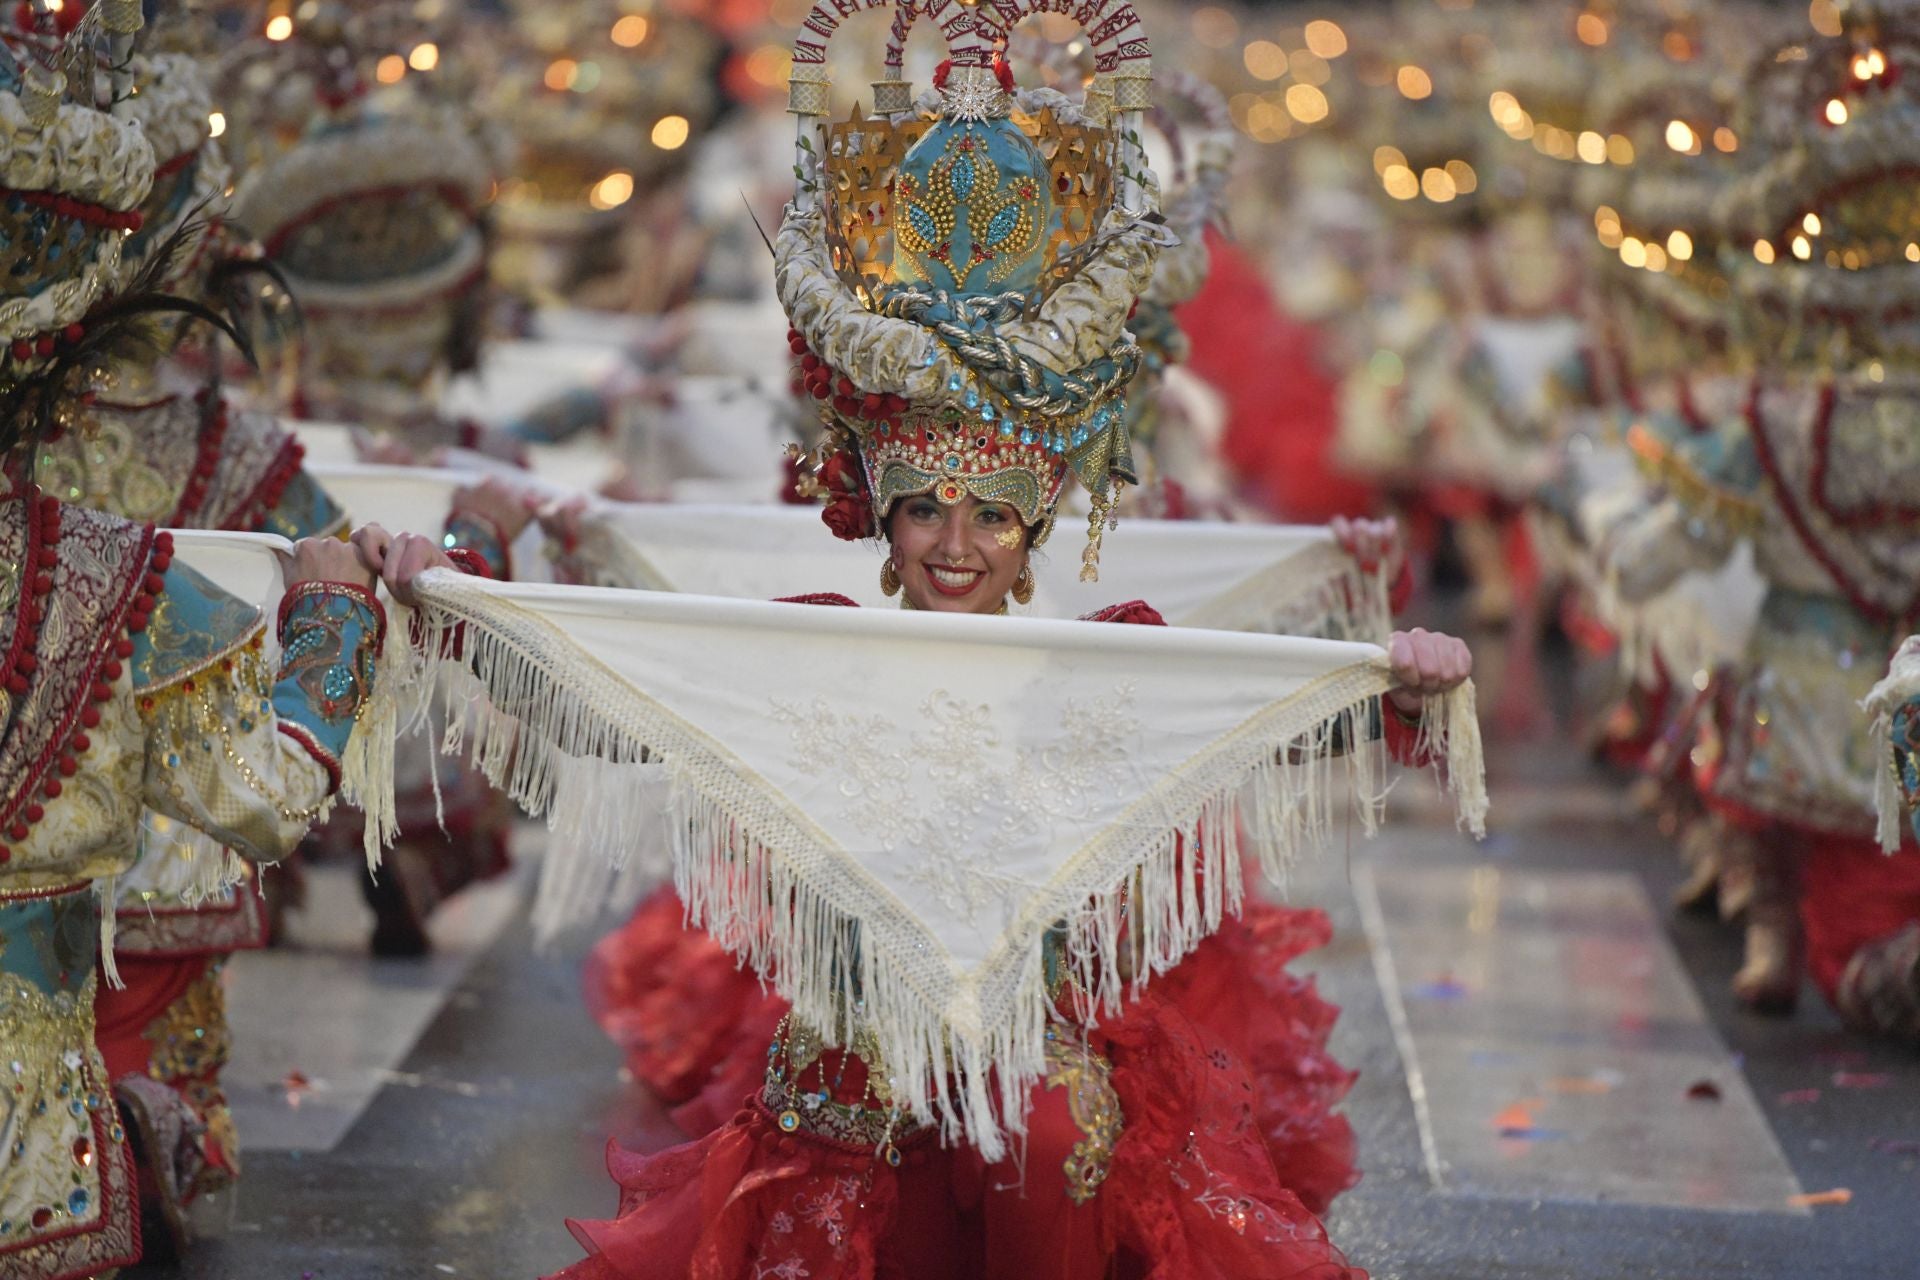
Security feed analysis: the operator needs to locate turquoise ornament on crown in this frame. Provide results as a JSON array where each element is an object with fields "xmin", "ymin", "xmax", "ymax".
[{"xmin": 891, "ymin": 116, "xmax": 1056, "ymax": 298}]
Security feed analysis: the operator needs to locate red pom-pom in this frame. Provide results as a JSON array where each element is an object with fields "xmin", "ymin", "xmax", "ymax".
[
  {"xmin": 9, "ymin": 340, "xmax": 30, "ymax": 362},
  {"xmin": 5, "ymin": 675, "xmax": 26, "ymax": 696},
  {"xmin": 15, "ymin": 654, "xmax": 32, "ymax": 674},
  {"xmin": 62, "ymin": 324, "xmax": 83, "ymax": 344},
  {"xmin": 24, "ymin": 805, "xmax": 43, "ymax": 823},
  {"xmin": 31, "ymin": 573, "xmax": 51, "ymax": 596},
  {"xmin": 70, "ymin": 733, "xmax": 88, "ymax": 752},
  {"xmin": 60, "ymin": 746, "xmax": 83, "ymax": 768},
  {"xmin": 43, "ymin": 779, "xmax": 62, "ymax": 798},
  {"xmin": 7, "ymin": 823, "xmax": 26, "ymax": 843},
  {"xmin": 114, "ymin": 639, "xmax": 133, "ymax": 659},
  {"xmin": 144, "ymin": 573, "xmax": 164, "ymax": 594},
  {"xmin": 810, "ymin": 381, "xmax": 832, "ymax": 401},
  {"xmin": 100, "ymin": 660, "xmax": 120, "ymax": 680},
  {"xmin": 34, "ymin": 336, "xmax": 53, "ymax": 358},
  {"xmin": 153, "ymin": 531, "xmax": 174, "ymax": 554},
  {"xmin": 90, "ymin": 682, "xmax": 111, "ymax": 702}
]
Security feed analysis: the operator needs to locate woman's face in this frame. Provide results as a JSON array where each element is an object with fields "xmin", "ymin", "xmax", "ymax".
[{"xmin": 886, "ymin": 494, "xmax": 1029, "ymax": 614}]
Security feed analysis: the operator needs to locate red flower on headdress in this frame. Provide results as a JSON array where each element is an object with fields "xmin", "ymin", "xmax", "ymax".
[
  {"xmin": 819, "ymin": 449, "xmax": 861, "ymax": 496},
  {"xmin": 818, "ymin": 448, "xmax": 873, "ymax": 540},
  {"xmin": 822, "ymin": 493, "xmax": 873, "ymax": 540}
]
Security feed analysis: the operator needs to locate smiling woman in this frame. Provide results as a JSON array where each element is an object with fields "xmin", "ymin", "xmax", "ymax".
[{"xmin": 885, "ymin": 494, "xmax": 1032, "ymax": 613}]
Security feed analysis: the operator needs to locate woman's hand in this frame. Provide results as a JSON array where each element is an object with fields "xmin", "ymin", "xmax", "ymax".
[
  {"xmin": 537, "ymin": 495, "xmax": 589, "ymax": 548},
  {"xmin": 349, "ymin": 427, "xmax": 421, "ymax": 467},
  {"xmin": 280, "ymin": 536, "xmax": 376, "ymax": 591},
  {"xmin": 349, "ymin": 524, "xmax": 458, "ymax": 608},
  {"xmin": 452, "ymin": 476, "xmax": 538, "ymax": 542},
  {"xmin": 1386, "ymin": 627, "xmax": 1473, "ymax": 715},
  {"xmin": 1331, "ymin": 514, "xmax": 1404, "ymax": 579}
]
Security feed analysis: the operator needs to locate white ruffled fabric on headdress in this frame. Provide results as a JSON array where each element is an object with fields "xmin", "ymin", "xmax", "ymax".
[{"xmin": 331, "ymin": 569, "xmax": 1484, "ymax": 1159}]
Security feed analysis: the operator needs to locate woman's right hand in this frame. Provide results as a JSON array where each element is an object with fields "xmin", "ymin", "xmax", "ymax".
[
  {"xmin": 350, "ymin": 523, "xmax": 457, "ymax": 608},
  {"xmin": 282, "ymin": 535, "xmax": 376, "ymax": 591}
]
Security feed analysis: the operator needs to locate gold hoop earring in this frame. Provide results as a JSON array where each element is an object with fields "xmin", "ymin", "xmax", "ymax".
[
  {"xmin": 1011, "ymin": 563, "xmax": 1035, "ymax": 606},
  {"xmin": 880, "ymin": 558, "xmax": 902, "ymax": 598}
]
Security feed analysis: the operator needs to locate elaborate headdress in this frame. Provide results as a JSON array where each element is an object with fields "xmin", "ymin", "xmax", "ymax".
[
  {"xmin": 784, "ymin": 0, "xmax": 1165, "ymax": 579},
  {"xmin": 1, "ymin": 2, "xmax": 152, "ymax": 345},
  {"xmin": 0, "ymin": 0, "xmax": 155, "ymax": 426},
  {"xmin": 114, "ymin": 46, "xmax": 233, "ymax": 292},
  {"xmin": 1718, "ymin": 0, "xmax": 1920, "ymax": 367},
  {"xmin": 477, "ymin": 0, "xmax": 721, "ymax": 304},
  {"xmin": 213, "ymin": 4, "xmax": 492, "ymax": 406}
]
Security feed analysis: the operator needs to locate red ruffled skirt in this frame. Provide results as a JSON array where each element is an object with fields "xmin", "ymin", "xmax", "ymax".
[
  {"xmin": 554, "ymin": 987, "xmax": 1363, "ymax": 1280},
  {"xmin": 583, "ymin": 886, "xmax": 785, "ymax": 1108},
  {"xmin": 570, "ymin": 886, "xmax": 1365, "ymax": 1278},
  {"xmin": 587, "ymin": 888, "xmax": 1361, "ymax": 1211}
]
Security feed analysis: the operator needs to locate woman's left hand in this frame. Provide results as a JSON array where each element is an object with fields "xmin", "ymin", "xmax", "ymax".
[{"xmin": 1386, "ymin": 627, "xmax": 1473, "ymax": 714}]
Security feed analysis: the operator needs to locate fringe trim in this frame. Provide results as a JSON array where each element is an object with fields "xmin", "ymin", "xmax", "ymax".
[
  {"xmin": 343, "ymin": 575, "xmax": 1488, "ymax": 1159},
  {"xmin": 97, "ymin": 875, "xmax": 121, "ymax": 989},
  {"xmin": 1177, "ymin": 541, "xmax": 1393, "ymax": 643},
  {"xmin": 1862, "ymin": 639, "xmax": 1920, "ymax": 854}
]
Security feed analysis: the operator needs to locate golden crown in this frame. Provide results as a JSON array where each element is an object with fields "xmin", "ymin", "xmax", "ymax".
[{"xmin": 792, "ymin": 0, "xmax": 1149, "ymax": 300}]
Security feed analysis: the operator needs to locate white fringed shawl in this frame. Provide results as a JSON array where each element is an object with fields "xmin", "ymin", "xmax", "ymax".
[
  {"xmin": 338, "ymin": 569, "xmax": 1485, "ymax": 1158},
  {"xmin": 288, "ymin": 465, "xmax": 1393, "ymax": 639},
  {"xmin": 569, "ymin": 503, "xmax": 1394, "ymax": 638}
]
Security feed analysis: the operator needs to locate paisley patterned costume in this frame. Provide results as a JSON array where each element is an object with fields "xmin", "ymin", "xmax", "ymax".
[
  {"xmin": 1615, "ymin": 379, "xmax": 1920, "ymax": 1010},
  {"xmin": 30, "ymin": 383, "xmax": 351, "ymax": 1246},
  {"xmin": 0, "ymin": 496, "xmax": 381, "ymax": 1279}
]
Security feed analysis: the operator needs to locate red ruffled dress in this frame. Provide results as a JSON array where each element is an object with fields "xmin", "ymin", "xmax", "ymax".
[{"xmin": 559, "ymin": 600, "xmax": 1399, "ymax": 1278}]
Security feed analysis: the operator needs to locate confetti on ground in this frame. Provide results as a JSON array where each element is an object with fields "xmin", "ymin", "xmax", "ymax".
[
  {"xmin": 1868, "ymin": 1138, "xmax": 1920, "ymax": 1155},
  {"xmin": 1685, "ymin": 1079, "xmax": 1722, "ymax": 1102},
  {"xmin": 1832, "ymin": 1072, "xmax": 1894, "ymax": 1090},
  {"xmin": 1786, "ymin": 1188, "xmax": 1852, "ymax": 1208},
  {"xmin": 1408, "ymin": 977, "xmax": 1470, "ymax": 1001},
  {"xmin": 1777, "ymin": 1088, "xmax": 1822, "ymax": 1106},
  {"xmin": 1550, "ymin": 1075, "xmax": 1617, "ymax": 1096},
  {"xmin": 1492, "ymin": 1100, "xmax": 1568, "ymax": 1139}
]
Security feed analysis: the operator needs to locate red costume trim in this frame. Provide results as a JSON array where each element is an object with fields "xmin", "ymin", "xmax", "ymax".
[
  {"xmin": 1744, "ymin": 379, "xmax": 1920, "ymax": 626},
  {"xmin": 277, "ymin": 721, "xmax": 342, "ymax": 792}
]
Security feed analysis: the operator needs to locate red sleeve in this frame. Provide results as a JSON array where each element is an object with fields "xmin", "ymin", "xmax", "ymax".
[
  {"xmin": 1387, "ymin": 559, "xmax": 1414, "ymax": 616},
  {"xmin": 1078, "ymin": 600, "xmax": 1167, "ymax": 626},
  {"xmin": 773, "ymin": 593, "xmax": 862, "ymax": 607},
  {"xmin": 444, "ymin": 546, "xmax": 494, "ymax": 579},
  {"xmin": 1384, "ymin": 701, "xmax": 1432, "ymax": 767}
]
